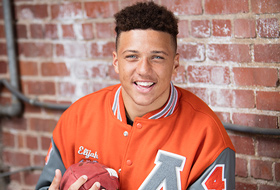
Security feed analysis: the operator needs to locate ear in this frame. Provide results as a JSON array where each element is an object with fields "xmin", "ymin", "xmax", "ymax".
[
  {"xmin": 112, "ymin": 51, "xmax": 119, "ymax": 74},
  {"xmin": 173, "ymin": 53, "xmax": 179, "ymax": 71}
]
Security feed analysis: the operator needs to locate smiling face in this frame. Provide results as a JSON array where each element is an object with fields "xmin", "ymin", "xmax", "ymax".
[{"xmin": 113, "ymin": 29, "xmax": 179, "ymax": 120}]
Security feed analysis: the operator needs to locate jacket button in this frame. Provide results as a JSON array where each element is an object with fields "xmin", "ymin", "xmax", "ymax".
[
  {"xmin": 123, "ymin": 131, "xmax": 128, "ymax": 137},
  {"xmin": 136, "ymin": 123, "xmax": 142, "ymax": 129},
  {"xmin": 126, "ymin": 160, "xmax": 132, "ymax": 166}
]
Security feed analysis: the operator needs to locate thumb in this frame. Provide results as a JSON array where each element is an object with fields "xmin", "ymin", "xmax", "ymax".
[{"xmin": 49, "ymin": 169, "xmax": 62, "ymax": 190}]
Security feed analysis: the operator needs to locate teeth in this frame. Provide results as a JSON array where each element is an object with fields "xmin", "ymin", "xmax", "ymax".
[{"xmin": 136, "ymin": 82, "xmax": 154, "ymax": 87}]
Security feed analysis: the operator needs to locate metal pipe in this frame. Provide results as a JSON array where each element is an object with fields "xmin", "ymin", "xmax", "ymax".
[
  {"xmin": 0, "ymin": 166, "xmax": 43, "ymax": 178},
  {"xmin": 0, "ymin": 0, "xmax": 22, "ymax": 116},
  {"xmin": 0, "ymin": 79, "xmax": 70, "ymax": 110},
  {"xmin": 223, "ymin": 122, "xmax": 280, "ymax": 136}
]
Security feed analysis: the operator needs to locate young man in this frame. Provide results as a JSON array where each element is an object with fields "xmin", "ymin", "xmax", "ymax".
[{"xmin": 36, "ymin": 2, "xmax": 235, "ymax": 190}]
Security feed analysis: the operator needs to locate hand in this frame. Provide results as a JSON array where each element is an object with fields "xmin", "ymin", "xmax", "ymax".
[{"xmin": 48, "ymin": 169, "xmax": 102, "ymax": 190}]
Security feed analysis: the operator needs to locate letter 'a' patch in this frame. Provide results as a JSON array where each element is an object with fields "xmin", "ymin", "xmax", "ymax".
[{"xmin": 139, "ymin": 150, "xmax": 186, "ymax": 190}]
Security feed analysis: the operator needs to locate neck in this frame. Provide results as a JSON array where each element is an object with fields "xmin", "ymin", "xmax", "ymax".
[{"xmin": 122, "ymin": 88, "xmax": 171, "ymax": 121}]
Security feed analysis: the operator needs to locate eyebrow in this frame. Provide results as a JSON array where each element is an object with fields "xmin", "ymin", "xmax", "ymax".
[
  {"xmin": 122, "ymin": 50, "xmax": 138, "ymax": 55},
  {"xmin": 151, "ymin": 50, "xmax": 169, "ymax": 56},
  {"xmin": 122, "ymin": 50, "xmax": 169, "ymax": 56}
]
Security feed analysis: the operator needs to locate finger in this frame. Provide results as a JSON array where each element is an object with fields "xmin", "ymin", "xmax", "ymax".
[
  {"xmin": 68, "ymin": 175, "xmax": 88, "ymax": 189},
  {"xmin": 89, "ymin": 182, "xmax": 101, "ymax": 190},
  {"xmin": 49, "ymin": 169, "xmax": 62, "ymax": 190}
]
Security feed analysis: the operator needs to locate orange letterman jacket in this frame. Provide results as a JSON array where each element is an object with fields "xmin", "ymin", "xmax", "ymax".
[{"xmin": 36, "ymin": 83, "xmax": 235, "ymax": 190}]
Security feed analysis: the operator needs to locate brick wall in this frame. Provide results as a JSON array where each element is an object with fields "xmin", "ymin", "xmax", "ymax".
[{"xmin": 0, "ymin": 0, "xmax": 279, "ymax": 189}]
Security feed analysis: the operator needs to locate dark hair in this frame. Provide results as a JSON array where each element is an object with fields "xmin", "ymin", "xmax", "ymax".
[{"xmin": 114, "ymin": 1, "xmax": 179, "ymax": 50}]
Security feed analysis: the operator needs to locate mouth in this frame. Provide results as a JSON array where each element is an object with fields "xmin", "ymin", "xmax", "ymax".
[
  {"xmin": 134, "ymin": 81, "xmax": 155, "ymax": 88},
  {"xmin": 134, "ymin": 81, "xmax": 155, "ymax": 92}
]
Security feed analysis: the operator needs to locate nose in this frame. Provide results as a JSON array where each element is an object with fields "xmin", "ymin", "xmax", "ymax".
[{"xmin": 136, "ymin": 57, "xmax": 151, "ymax": 75}]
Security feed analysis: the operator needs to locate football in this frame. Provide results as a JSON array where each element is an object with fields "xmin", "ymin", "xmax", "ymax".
[{"xmin": 60, "ymin": 160, "xmax": 120, "ymax": 190}]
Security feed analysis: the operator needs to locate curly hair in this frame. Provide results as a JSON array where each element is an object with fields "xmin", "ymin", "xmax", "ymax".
[{"xmin": 114, "ymin": 1, "xmax": 179, "ymax": 50}]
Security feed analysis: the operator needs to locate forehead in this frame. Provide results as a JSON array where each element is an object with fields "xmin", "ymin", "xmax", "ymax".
[{"xmin": 117, "ymin": 30, "xmax": 176, "ymax": 53}]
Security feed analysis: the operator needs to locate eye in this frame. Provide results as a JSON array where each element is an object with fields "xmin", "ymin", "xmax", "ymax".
[
  {"xmin": 125, "ymin": 55, "xmax": 138, "ymax": 60},
  {"xmin": 152, "ymin": 55, "xmax": 165, "ymax": 60},
  {"xmin": 126, "ymin": 55, "xmax": 137, "ymax": 58}
]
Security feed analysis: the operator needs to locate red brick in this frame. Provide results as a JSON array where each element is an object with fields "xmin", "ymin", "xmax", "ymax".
[
  {"xmin": 0, "ymin": 42, "xmax": 7, "ymax": 55},
  {"xmin": 191, "ymin": 20, "xmax": 210, "ymax": 38},
  {"xmin": 254, "ymin": 44, "xmax": 280, "ymax": 63},
  {"xmin": 235, "ymin": 90, "xmax": 256, "ymax": 108},
  {"xmin": 233, "ymin": 67, "xmax": 278, "ymax": 87},
  {"xmin": 17, "ymin": 133, "xmax": 24, "ymax": 149},
  {"xmin": 85, "ymin": 2, "xmax": 118, "ymax": 18},
  {"xmin": 90, "ymin": 42, "xmax": 115, "ymax": 58},
  {"xmin": 0, "ymin": 6, "xmax": 2, "ymax": 19},
  {"xmin": 0, "ymin": 60, "xmax": 7, "ymax": 74},
  {"xmin": 82, "ymin": 23, "xmax": 94, "ymax": 40},
  {"xmin": 251, "ymin": 159, "xmax": 273, "ymax": 180},
  {"xmin": 172, "ymin": 65, "xmax": 187, "ymax": 84},
  {"xmin": 15, "ymin": 24, "xmax": 27, "ymax": 39},
  {"xmin": 58, "ymin": 82, "xmax": 76, "ymax": 97},
  {"xmin": 256, "ymin": 91, "xmax": 280, "ymax": 111},
  {"xmin": 232, "ymin": 113, "xmax": 278, "ymax": 129},
  {"xmin": 96, "ymin": 22, "xmax": 114, "ymax": 39},
  {"xmin": 178, "ymin": 20, "xmax": 189, "ymax": 38},
  {"xmin": 23, "ymin": 102, "xmax": 42, "ymax": 113},
  {"xmin": 251, "ymin": 0, "xmax": 280, "ymax": 13},
  {"xmin": 178, "ymin": 43, "xmax": 205, "ymax": 61},
  {"xmin": 34, "ymin": 154, "xmax": 46, "ymax": 166},
  {"xmin": 15, "ymin": 4, "xmax": 48, "ymax": 19},
  {"xmin": 208, "ymin": 44, "xmax": 251, "ymax": 63},
  {"xmin": 19, "ymin": 61, "xmax": 38, "ymax": 76},
  {"xmin": 92, "ymin": 82, "xmax": 112, "ymax": 92},
  {"xmin": 62, "ymin": 24, "xmax": 75, "ymax": 39},
  {"xmin": 108, "ymin": 65, "xmax": 119, "ymax": 80},
  {"xmin": 236, "ymin": 157, "xmax": 248, "ymax": 177},
  {"xmin": 9, "ymin": 172, "xmax": 21, "ymax": 184},
  {"xmin": 230, "ymin": 135, "xmax": 255, "ymax": 155},
  {"xmin": 275, "ymin": 162, "xmax": 280, "ymax": 182},
  {"xmin": 215, "ymin": 111, "xmax": 230, "ymax": 123},
  {"xmin": 257, "ymin": 18, "xmax": 279, "ymax": 38},
  {"xmin": 210, "ymin": 89, "xmax": 232, "ymax": 107},
  {"xmin": 1, "ymin": 118, "xmax": 27, "ymax": 130},
  {"xmin": 41, "ymin": 62, "xmax": 70, "ymax": 76},
  {"xmin": 162, "ymin": 0, "xmax": 202, "ymax": 15},
  {"xmin": 18, "ymin": 42, "xmax": 53, "ymax": 57},
  {"xmin": 188, "ymin": 65, "xmax": 230, "ymax": 85},
  {"xmin": 210, "ymin": 89, "xmax": 255, "ymax": 108},
  {"xmin": 24, "ymin": 172, "xmax": 40, "ymax": 186},
  {"xmin": 3, "ymin": 151, "xmax": 30, "ymax": 167},
  {"xmin": 51, "ymin": 2, "xmax": 82, "ymax": 19},
  {"xmin": 30, "ymin": 24, "xmax": 44, "ymax": 39},
  {"xmin": 25, "ymin": 81, "xmax": 56, "ymax": 95},
  {"xmin": 92, "ymin": 64, "xmax": 109, "ymax": 78},
  {"xmin": 56, "ymin": 43, "xmax": 87, "ymax": 58},
  {"xmin": 0, "ymin": 96, "xmax": 11, "ymax": 105},
  {"xmin": 234, "ymin": 19, "xmax": 256, "ymax": 38},
  {"xmin": 257, "ymin": 137, "xmax": 280, "ymax": 158},
  {"xmin": 213, "ymin": 19, "xmax": 231, "ymax": 37},
  {"xmin": 41, "ymin": 136, "xmax": 51, "ymax": 150},
  {"xmin": 205, "ymin": 0, "xmax": 249, "ymax": 14},
  {"xmin": 26, "ymin": 135, "xmax": 38, "ymax": 150},
  {"xmin": 260, "ymin": 184, "xmax": 280, "ymax": 190},
  {"xmin": 2, "ymin": 131, "xmax": 15, "ymax": 147},
  {"xmin": 29, "ymin": 118, "xmax": 57, "ymax": 133},
  {"xmin": 185, "ymin": 87, "xmax": 209, "ymax": 104},
  {"xmin": 0, "ymin": 24, "xmax": 5, "ymax": 38},
  {"xmin": 45, "ymin": 24, "xmax": 58, "ymax": 39},
  {"xmin": 236, "ymin": 182, "xmax": 257, "ymax": 190}
]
